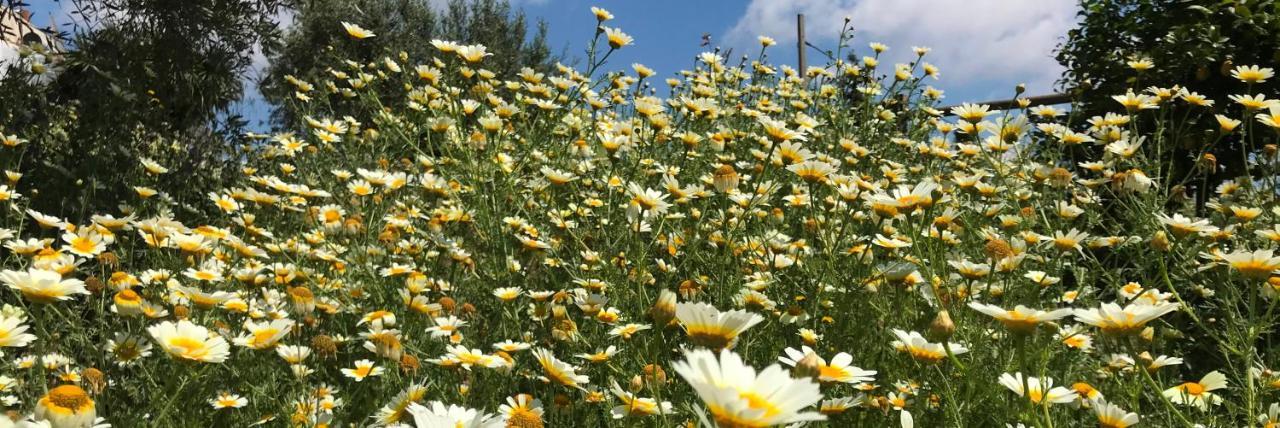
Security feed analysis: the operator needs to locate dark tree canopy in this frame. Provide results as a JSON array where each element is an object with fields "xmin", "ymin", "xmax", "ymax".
[
  {"xmin": 1055, "ymin": 0, "xmax": 1280, "ymax": 208},
  {"xmin": 1, "ymin": 0, "xmax": 289, "ymax": 218},
  {"xmin": 1057, "ymin": 0, "xmax": 1280, "ymax": 112}
]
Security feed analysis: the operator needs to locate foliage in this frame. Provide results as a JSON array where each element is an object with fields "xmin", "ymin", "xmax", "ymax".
[
  {"xmin": 1055, "ymin": 0, "xmax": 1280, "ymax": 203},
  {"xmin": 0, "ymin": 0, "xmax": 289, "ymax": 219},
  {"xmin": 2, "ymin": 6, "xmax": 1280, "ymax": 428},
  {"xmin": 262, "ymin": 0, "xmax": 553, "ymax": 131}
]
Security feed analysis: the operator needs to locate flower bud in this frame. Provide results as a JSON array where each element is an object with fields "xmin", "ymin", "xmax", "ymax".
[
  {"xmin": 173, "ymin": 305, "xmax": 190, "ymax": 320},
  {"xmin": 1150, "ymin": 231, "xmax": 1171, "ymax": 252},
  {"xmin": 791, "ymin": 352, "xmax": 823, "ymax": 381},
  {"xmin": 713, "ymin": 164, "xmax": 739, "ymax": 193},
  {"xmin": 649, "ymin": 289, "xmax": 677, "ymax": 327},
  {"xmin": 399, "ymin": 354, "xmax": 421, "ymax": 373},
  {"xmin": 928, "ymin": 310, "xmax": 956, "ymax": 340}
]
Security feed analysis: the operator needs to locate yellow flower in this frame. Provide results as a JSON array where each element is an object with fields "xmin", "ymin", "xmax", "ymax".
[
  {"xmin": 891, "ymin": 329, "xmax": 967, "ymax": 363},
  {"xmin": 61, "ymin": 228, "xmax": 107, "ymax": 258},
  {"xmin": 209, "ymin": 391, "xmax": 247, "ymax": 409},
  {"xmin": 148, "ymin": 320, "xmax": 231, "ymax": 363},
  {"xmin": 968, "ymin": 302, "xmax": 1072, "ymax": 334},
  {"xmin": 590, "ymin": 6, "xmax": 613, "ymax": 21},
  {"xmin": 1126, "ymin": 58, "xmax": 1154, "ymax": 71},
  {"xmin": 1221, "ymin": 249, "xmax": 1280, "ymax": 279},
  {"xmin": 631, "ymin": 63, "xmax": 654, "ymax": 78},
  {"xmin": 455, "ymin": 44, "xmax": 491, "ymax": 63},
  {"xmin": 533, "ymin": 348, "xmax": 589, "ymax": 389},
  {"xmin": 133, "ymin": 186, "xmax": 158, "ymax": 198},
  {"xmin": 673, "ymin": 348, "xmax": 825, "ymax": 427},
  {"xmin": 1163, "ymin": 371, "xmax": 1227, "ymax": 410},
  {"xmin": 778, "ymin": 346, "xmax": 876, "ymax": 384},
  {"xmin": 341, "ymin": 22, "xmax": 375, "ymax": 39},
  {"xmin": 499, "ymin": 394, "xmax": 545, "ymax": 427},
  {"xmin": 341, "ymin": 359, "xmax": 384, "ymax": 382},
  {"xmin": 1073, "ymin": 301, "xmax": 1179, "ymax": 335},
  {"xmin": 675, "ymin": 302, "xmax": 762, "ymax": 351},
  {"xmin": 1, "ymin": 268, "xmax": 88, "ymax": 304},
  {"xmin": 787, "ymin": 160, "xmax": 835, "ymax": 183},
  {"xmin": 1230, "ymin": 93, "xmax": 1278, "ymax": 110},
  {"xmin": 1232, "ymin": 65, "xmax": 1274, "ymax": 84},
  {"xmin": 1, "ymin": 134, "xmax": 24, "ymax": 147},
  {"xmin": 603, "ymin": 27, "xmax": 633, "ymax": 49},
  {"xmin": 234, "ymin": 319, "xmax": 294, "ymax": 350},
  {"xmin": 0, "ymin": 314, "xmax": 36, "ymax": 348},
  {"xmin": 112, "ymin": 289, "xmax": 144, "ymax": 317},
  {"xmin": 999, "ymin": 373, "xmax": 1077, "ymax": 405},
  {"xmin": 950, "ymin": 103, "xmax": 991, "ymax": 123},
  {"xmin": 1256, "ymin": 104, "xmax": 1280, "ymax": 129},
  {"xmin": 209, "ymin": 192, "xmax": 240, "ymax": 213},
  {"xmin": 139, "ymin": 157, "xmax": 168, "ymax": 174},
  {"xmin": 1215, "ymin": 114, "xmax": 1242, "ymax": 132},
  {"xmin": 1112, "ymin": 90, "xmax": 1157, "ymax": 112},
  {"xmin": 608, "ymin": 380, "xmax": 673, "ymax": 418}
]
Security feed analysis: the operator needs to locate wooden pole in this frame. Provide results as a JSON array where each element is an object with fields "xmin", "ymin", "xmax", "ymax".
[{"xmin": 796, "ymin": 14, "xmax": 806, "ymax": 74}]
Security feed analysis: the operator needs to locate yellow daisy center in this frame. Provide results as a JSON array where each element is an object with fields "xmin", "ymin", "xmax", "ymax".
[
  {"xmin": 169, "ymin": 337, "xmax": 209, "ymax": 359},
  {"xmin": 44, "ymin": 385, "xmax": 93, "ymax": 413},
  {"xmin": 507, "ymin": 407, "xmax": 544, "ymax": 428},
  {"xmin": 1181, "ymin": 382, "xmax": 1206, "ymax": 396}
]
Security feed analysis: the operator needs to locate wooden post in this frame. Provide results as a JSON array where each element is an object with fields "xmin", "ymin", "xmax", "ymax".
[{"xmin": 796, "ymin": 14, "xmax": 806, "ymax": 74}]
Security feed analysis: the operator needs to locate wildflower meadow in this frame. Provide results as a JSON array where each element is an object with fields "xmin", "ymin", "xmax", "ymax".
[{"xmin": 2, "ymin": 4, "xmax": 1280, "ymax": 428}]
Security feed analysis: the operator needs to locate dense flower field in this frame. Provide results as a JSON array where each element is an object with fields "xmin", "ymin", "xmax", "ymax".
[{"xmin": 1, "ymin": 6, "xmax": 1280, "ymax": 427}]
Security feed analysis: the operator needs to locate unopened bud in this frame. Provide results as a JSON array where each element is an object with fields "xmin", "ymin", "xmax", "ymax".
[
  {"xmin": 649, "ymin": 289, "xmax": 677, "ymax": 327},
  {"xmin": 928, "ymin": 310, "xmax": 956, "ymax": 340},
  {"xmin": 713, "ymin": 164, "xmax": 739, "ymax": 193},
  {"xmin": 1150, "ymin": 231, "xmax": 1171, "ymax": 252},
  {"xmin": 399, "ymin": 354, "xmax": 421, "ymax": 373},
  {"xmin": 792, "ymin": 352, "xmax": 823, "ymax": 381}
]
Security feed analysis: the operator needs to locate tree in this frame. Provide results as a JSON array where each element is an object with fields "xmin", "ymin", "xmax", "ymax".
[
  {"xmin": 1055, "ymin": 0, "xmax": 1280, "ymax": 209},
  {"xmin": 0, "ymin": 0, "xmax": 290, "ymax": 218},
  {"xmin": 262, "ymin": 0, "xmax": 553, "ymax": 130}
]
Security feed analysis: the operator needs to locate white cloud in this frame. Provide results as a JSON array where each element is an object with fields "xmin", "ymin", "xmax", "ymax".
[{"xmin": 724, "ymin": 0, "xmax": 1077, "ymax": 100}]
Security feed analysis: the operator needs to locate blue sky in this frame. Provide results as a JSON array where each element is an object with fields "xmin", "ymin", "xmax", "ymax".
[{"xmin": 24, "ymin": 0, "xmax": 1079, "ymax": 130}]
